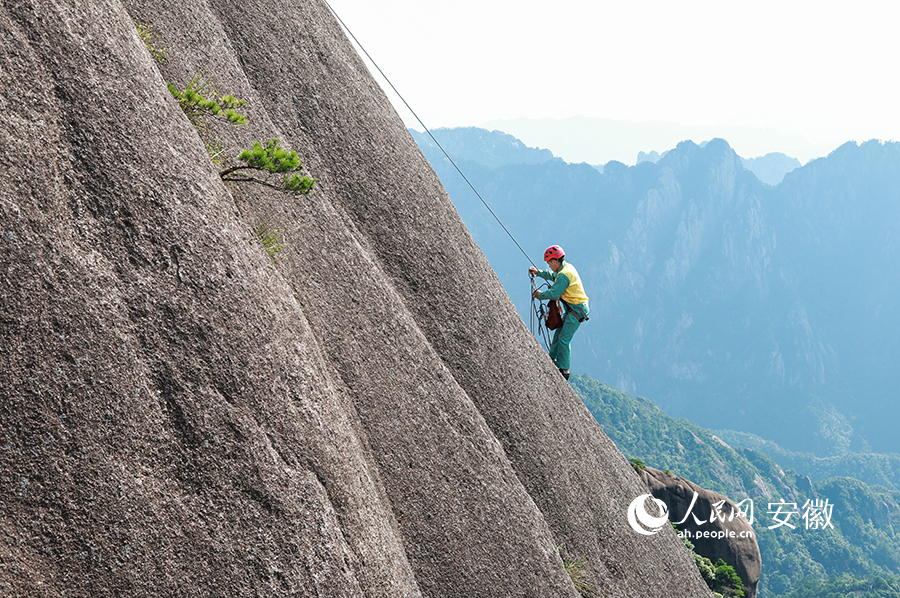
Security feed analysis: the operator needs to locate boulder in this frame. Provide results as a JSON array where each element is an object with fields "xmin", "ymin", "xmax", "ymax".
[{"xmin": 643, "ymin": 467, "xmax": 761, "ymax": 598}]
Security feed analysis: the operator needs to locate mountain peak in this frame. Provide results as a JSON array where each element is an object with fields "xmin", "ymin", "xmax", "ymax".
[{"xmin": 410, "ymin": 126, "xmax": 560, "ymax": 169}]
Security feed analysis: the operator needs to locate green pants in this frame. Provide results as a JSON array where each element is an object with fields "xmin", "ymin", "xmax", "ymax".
[{"xmin": 549, "ymin": 304, "xmax": 588, "ymax": 370}]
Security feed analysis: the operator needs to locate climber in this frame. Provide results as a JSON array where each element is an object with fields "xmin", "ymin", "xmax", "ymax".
[{"xmin": 529, "ymin": 245, "xmax": 590, "ymax": 380}]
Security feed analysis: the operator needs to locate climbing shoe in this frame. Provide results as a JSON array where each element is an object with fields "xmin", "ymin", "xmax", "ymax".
[{"xmin": 559, "ymin": 369, "xmax": 570, "ymax": 380}]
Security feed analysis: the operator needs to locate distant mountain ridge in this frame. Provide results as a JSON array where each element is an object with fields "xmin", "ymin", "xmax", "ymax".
[
  {"xmin": 715, "ymin": 429, "xmax": 900, "ymax": 494},
  {"xmin": 481, "ymin": 115, "xmax": 844, "ymax": 165},
  {"xmin": 410, "ymin": 127, "xmax": 560, "ymax": 169},
  {"xmin": 417, "ymin": 126, "xmax": 800, "ymax": 184},
  {"xmin": 637, "ymin": 146, "xmax": 801, "ymax": 185},
  {"xmin": 414, "ymin": 127, "xmax": 900, "ymax": 456},
  {"xmin": 741, "ymin": 153, "xmax": 801, "ymax": 186}
]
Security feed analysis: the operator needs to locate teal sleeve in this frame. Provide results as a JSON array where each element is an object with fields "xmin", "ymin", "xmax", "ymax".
[
  {"xmin": 535, "ymin": 268, "xmax": 556, "ymax": 282},
  {"xmin": 537, "ymin": 273, "xmax": 570, "ymax": 300}
]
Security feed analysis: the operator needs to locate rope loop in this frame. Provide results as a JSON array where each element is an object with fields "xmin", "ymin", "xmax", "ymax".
[{"xmin": 530, "ymin": 274, "xmax": 552, "ymax": 352}]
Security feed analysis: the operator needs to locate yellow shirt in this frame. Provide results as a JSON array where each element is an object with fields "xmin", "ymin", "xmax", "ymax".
[
  {"xmin": 558, "ymin": 262, "xmax": 589, "ymax": 306},
  {"xmin": 537, "ymin": 261, "xmax": 589, "ymax": 306}
]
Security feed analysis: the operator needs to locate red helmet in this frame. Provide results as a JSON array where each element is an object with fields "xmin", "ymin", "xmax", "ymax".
[{"xmin": 543, "ymin": 245, "xmax": 565, "ymax": 261}]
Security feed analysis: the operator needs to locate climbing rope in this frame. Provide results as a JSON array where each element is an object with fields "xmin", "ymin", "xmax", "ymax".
[
  {"xmin": 530, "ymin": 274, "xmax": 552, "ymax": 352},
  {"xmin": 322, "ymin": 0, "xmax": 537, "ymax": 270},
  {"xmin": 324, "ymin": 1, "xmax": 554, "ymax": 350}
]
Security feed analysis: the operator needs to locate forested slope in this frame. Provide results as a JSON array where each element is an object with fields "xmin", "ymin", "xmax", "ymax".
[{"xmin": 572, "ymin": 375, "xmax": 900, "ymax": 597}]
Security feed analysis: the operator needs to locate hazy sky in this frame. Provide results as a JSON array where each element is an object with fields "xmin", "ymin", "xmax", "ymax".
[{"xmin": 324, "ymin": 0, "xmax": 900, "ymax": 164}]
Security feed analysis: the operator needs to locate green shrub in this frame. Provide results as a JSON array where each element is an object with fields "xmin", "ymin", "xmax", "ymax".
[
  {"xmin": 135, "ymin": 23, "xmax": 166, "ymax": 63},
  {"xmin": 167, "ymin": 74, "xmax": 247, "ymax": 131},
  {"xmin": 252, "ymin": 218, "xmax": 287, "ymax": 260},
  {"xmin": 713, "ymin": 559, "xmax": 745, "ymax": 598},
  {"xmin": 681, "ymin": 536, "xmax": 744, "ymax": 597},
  {"xmin": 166, "ymin": 74, "xmax": 315, "ymax": 197},
  {"xmin": 220, "ymin": 138, "xmax": 316, "ymax": 196},
  {"xmin": 628, "ymin": 457, "xmax": 646, "ymax": 473},
  {"xmin": 560, "ymin": 546, "xmax": 597, "ymax": 597},
  {"xmin": 204, "ymin": 139, "xmax": 229, "ymax": 164}
]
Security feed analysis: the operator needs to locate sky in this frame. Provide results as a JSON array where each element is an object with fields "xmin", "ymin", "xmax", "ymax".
[{"xmin": 324, "ymin": 0, "xmax": 900, "ymax": 165}]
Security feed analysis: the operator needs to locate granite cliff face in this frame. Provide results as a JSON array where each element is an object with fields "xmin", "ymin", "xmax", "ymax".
[{"xmin": 0, "ymin": 0, "xmax": 713, "ymax": 596}]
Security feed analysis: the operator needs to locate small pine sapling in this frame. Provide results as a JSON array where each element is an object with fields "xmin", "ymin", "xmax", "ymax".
[
  {"xmin": 560, "ymin": 545, "xmax": 597, "ymax": 597},
  {"xmin": 220, "ymin": 138, "xmax": 316, "ymax": 196},
  {"xmin": 166, "ymin": 73, "xmax": 315, "ymax": 197},
  {"xmin": 135, "ymin": 23, "xmax": 166, "ymax": 63},
  {"xmin": 252, "ymin": 218, "xmax": 288, "ymax": 260},
  {"xmin": 167, "ymin": 74, "xmax": 248, "ymax": 131}
]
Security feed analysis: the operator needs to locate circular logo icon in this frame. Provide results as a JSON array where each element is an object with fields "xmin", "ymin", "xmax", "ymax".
[{"xmin": 627, "ymin": 493, "xmax": 669, "ymax": 535}]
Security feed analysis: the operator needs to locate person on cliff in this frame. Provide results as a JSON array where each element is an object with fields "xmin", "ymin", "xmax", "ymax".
[{"xmin": 529, "ymin": 245, "xmax": 590, "ymax": 380}]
